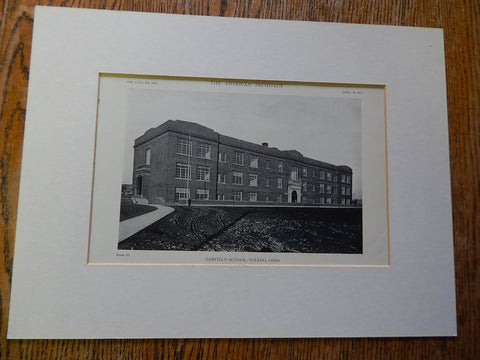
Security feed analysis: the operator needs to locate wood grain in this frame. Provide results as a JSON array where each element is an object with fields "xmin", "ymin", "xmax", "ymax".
[{"xmin": 1, "ymin": 0, "xmax": 478, "ymax": 359}]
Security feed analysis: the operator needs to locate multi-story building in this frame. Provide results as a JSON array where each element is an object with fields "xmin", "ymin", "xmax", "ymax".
[{"xmin": 132, "ymin": 120, "xmax": 353, "ymax": 205}]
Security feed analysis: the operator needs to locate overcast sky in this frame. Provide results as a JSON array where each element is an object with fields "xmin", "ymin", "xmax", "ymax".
[{"xmin": 124, "ymin": 88, "xmax": 362, "ymax": 197}]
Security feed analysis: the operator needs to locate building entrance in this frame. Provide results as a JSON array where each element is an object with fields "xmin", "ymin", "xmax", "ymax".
[
  {"xmin": 288, "ymin": 183, "xmax": 302, "ymax": 203},
  {"xmin": 137, "ymin": 176, "xmax": 143, "ymax": 196},
  {"xmin": 292, "ymin": 190, "xmax": 298, "ymax": 203}
]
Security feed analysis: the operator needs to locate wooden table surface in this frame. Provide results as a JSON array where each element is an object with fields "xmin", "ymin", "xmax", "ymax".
[{"xmin": 1, "ymin": 0, "xmax": 478, "ymax": 359}]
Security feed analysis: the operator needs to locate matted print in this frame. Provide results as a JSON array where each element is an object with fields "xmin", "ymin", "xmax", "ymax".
[{"xmin": 88, "ymin": 74, "xmax": 388, "ymax": 266}]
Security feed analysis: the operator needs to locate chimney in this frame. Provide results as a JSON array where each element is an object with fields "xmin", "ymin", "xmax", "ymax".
[{"xmin": 262, "ymin": 142, "xmax": 268, "ymax": 147}]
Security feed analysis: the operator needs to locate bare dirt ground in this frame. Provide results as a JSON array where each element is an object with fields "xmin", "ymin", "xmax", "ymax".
[{"xmin": 118, "ymin": 206, "xmax": 362, "ymax": 254}]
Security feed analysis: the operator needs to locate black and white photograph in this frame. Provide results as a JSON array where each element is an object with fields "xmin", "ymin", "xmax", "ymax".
[
  {"xmin": 117, "ymin": 78, "xmax": 363, "ymax": 255},
  {"xmin": 88, "ymin": 74, "xmax": 388, "ymax": 266}
]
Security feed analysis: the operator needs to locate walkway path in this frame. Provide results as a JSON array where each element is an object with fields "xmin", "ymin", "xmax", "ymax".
[{"xmin": 118, "ymin": 204, "xmax": 174, "ymax": 242}]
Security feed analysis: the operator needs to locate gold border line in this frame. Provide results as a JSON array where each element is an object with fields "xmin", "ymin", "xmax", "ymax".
[
  {"xmin": 86, "ymin": 75, "xmax": 102, "ymax": 265},
  {"xmin": 99, "ymin": 72, "xmax": 385, "ymax": 89},
  {"xmin": 384, "ymin": 86, "xmax": 391, "ymax": 267}
]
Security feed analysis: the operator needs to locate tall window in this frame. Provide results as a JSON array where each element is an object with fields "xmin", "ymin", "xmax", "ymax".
[
  {"xmin": 320, "ymin": 170, "xmax": 325, "ymax": 180},
  {"xmin": 341, "ymin": 186, "xmax": 346, "ymax": 195},
  {"xmin": 176, "ymin": 137, "xmax": 192, "ymax": 155},
  {"xmin": 302, "ymin": 167, "xmax": 308, "ymax": 177},
  {"xmin": 266, "ymin": 160, "xmax": 271, "ymax": 169},
  {"xmin": 326, "ymin": 197, "xmax": 332, "ymax": 204},
  {"xmin": 218, "ymin": 173, "xmax": 226, "ymax": 183},
  {"xmin": 291, "ymin": 167, "xmax": 299, "ymax": 181},
  {"xmin": 312, "ymin": 184, "xmax": 316, "ymax": 192},
  {"xmin": 319, "ymin": 197, "xmax": 325, "ymax": 204},
  {"xmin": 249, "ymin": 155, "xmax": 258, "ymax": 168},
  {"xmin": 333, "ymin": 187, "xmax": 337, "ymax": 194},
  {"xmin": 219, "ymin": 151, "xmax": 227, "ymax": 162},
  {"xmin": 320, "ymin": 184, "xmax": 325, "ymax": 193},
  {"xmin": 302, "ymin": 182, "xmax": 307, "ymax": 191},
  {"xmin": 232, "ymin": 171, "xmax": 243, "ymax": 185},
  {"xmin": 217, "ymin": 194, "xmax": 226, "ymax": 200},
  {"xmin": 265, "ymin": 178, "xmax": 270, "ymax": 187},
  {"xmin": 341, "ymin": 175, "xmax": 346, "ymax": 183},
  {"xmin": 233, "ymin": 151, "xmax": 244, "ymax": 165},
  {"xmin": 326, "ymin": 184, "xmax": 332, "ymax": 194},
  {"xmin": 197, "ymin": 143, "xmax": 211, "ymax": 159},
  {"xmin": 277, "ymin": 161, "xmax": 284, "ymax": 172},
  {"xmin": 346, "ymin": 175, "xmax": 351, "ymax": 184},
  {"xmin": 145, "ymin": 148, "xmax": 151, "ymax": 165},
  {"xmin": 175, "ymin": 187, "xmax": 189, "ymax": 202},
  {"xmin": 249, "ymin": 174, "xmax": 258, "ymax": 187},
  {"xmin": 326, "ymin": 172, "xmax": 332, "ymax": 181},
  {"xmin": 277, "ymin": 178, "xmax": 283, "ymax": 189},
  {"xmin": 196, "ymin": 189, "xmax": 209, "ymax": 200},
  {"xmin": 277, "ymin": 195, "xmax": 283, "ymax": 202},
  {"xmin": 196, "ymin": 166, "xmax": 210, "ymax": 181},
  {"xmin": 175, "ymin": 163, "xmax": 191, "ymax": 179},
  {"xmin": 249, "ymin": 193, "xmax": 257, "ymax": 202},
  {"xmin": 347, "ymin": 188, "xmax": 351, "ymax": 195},
  {"xmin": 233, "ymin": 191, "xmax": 242, "ymax": 201}
]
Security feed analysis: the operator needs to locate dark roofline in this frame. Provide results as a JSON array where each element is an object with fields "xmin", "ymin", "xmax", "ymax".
[
  {"xmin": 134, "ymin": 120, "xmax": 352, "ymax": 172},
  {"xmin": 135, "ymin": 120, "xmax": 218, "ymax": 145}
]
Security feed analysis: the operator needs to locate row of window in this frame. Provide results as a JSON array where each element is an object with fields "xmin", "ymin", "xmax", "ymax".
[
  {"xmin": 177, "ymin": 138, "xmax": 213, "ymax": 159},
  {"xmin": 174, "ymin": 187, "xmax": 352, "ymax": 204},
  {"xmin": 175, "ymin": 137, "xmax": 351, "ymax": 183},
  {"xmin": 175, "ymin": 163, "xmax": 351, "ymax": 194},
  {"xmin": 175, "ymin": 189, "xmax": 265, "ymax": 202}
]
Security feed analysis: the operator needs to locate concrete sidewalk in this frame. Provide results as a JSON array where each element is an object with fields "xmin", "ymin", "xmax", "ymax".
[{"xmin": 118, "ymin": 204, "xmax": 174, "ymax": 242}]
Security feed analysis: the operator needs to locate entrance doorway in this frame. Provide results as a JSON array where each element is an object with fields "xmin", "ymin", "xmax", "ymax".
[
  {"xmin": 137, "ymin": 176, "xmax": 143, "ymax": 196},
  {"xmin": 292, "ymin": 190, "xmax": 297, "ymax": 203}
]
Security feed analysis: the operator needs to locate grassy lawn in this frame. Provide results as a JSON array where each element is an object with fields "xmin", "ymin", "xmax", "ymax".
[
  {"xmin": 119, "ymin": 199, "xmax": 157, "ymax": 221},
  {"xmin": 119, "ymin": 206, "xmax": 362, "ymax": 254}
]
